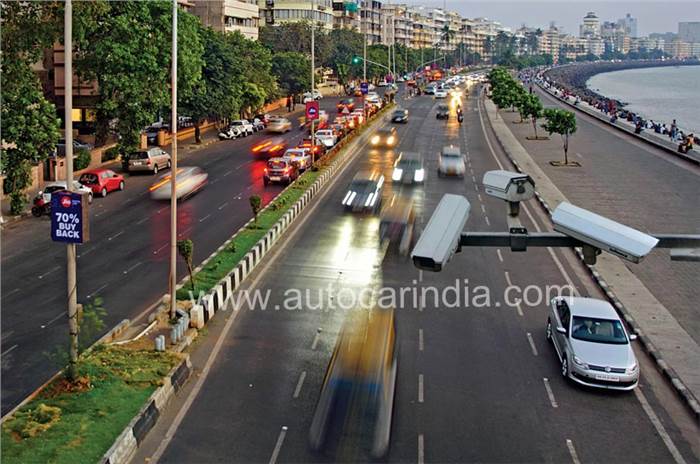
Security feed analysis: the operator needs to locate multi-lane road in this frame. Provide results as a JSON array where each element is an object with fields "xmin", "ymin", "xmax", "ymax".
[
  {"xmin": 131, "ymin": 84, "xmax": 699, "ymax": 463},
  {"xmin": 0, "ymin": 98, "xmax": 346, "ymax": 414}
]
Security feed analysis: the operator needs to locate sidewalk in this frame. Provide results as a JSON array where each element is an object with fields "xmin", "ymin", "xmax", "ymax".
[{"xmin": 483, "ymin": 95, "xmax": 700, "ymax": 421}]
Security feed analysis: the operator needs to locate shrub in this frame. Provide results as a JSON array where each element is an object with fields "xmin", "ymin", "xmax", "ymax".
[
  {"xmin": 101, "ymin": 146, "xmax": 120, "ymax": 162},
  {"xmin": 73, "ymin": 148, "xmax": 91, "ymax": 171}
]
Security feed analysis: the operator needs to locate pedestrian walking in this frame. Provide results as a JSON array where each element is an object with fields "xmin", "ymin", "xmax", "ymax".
[{"xmin": 286, "ymin": 95, "xmax": 293, "ymax": 113}]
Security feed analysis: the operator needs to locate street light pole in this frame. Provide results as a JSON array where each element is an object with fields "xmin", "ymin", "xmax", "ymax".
[
  {"xmin": 310, "ymin": 0, "xmax": 316, "ymax": 164},
  {"xmin": 169, "ymin": 0, "xmax": 178, "ymax": 320},
  {"xmin": 64, "ymin": 0, "xmax": 79, "ymax": 380}
]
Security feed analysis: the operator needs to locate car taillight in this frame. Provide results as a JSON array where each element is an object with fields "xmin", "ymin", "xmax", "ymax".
[
  {"xmin": 147, "ymin": 159, "xmax": 151, "ymax": 165},
  {"xmin": 264, "ymin": 168, "xmax": 268, "ymax": 173}
]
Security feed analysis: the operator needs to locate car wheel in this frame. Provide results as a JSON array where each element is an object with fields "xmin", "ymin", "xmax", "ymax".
[
  {"xmin": 546, "ymin": 319, "xmax": 553, "ymax": 341},
  {"xmin": 101, "ymin": 187, "xmax": 107, "ymax": 198},
  {"xmin": 118, "ymin": 181, "xmax": 125, "ymax": 191},
  {"xmin": 561, "ymin": 356, "xmax": 569, "ymax": 378},
  {"xmin": 153, "ymin": 165, "xmax": 159, "ymax": 174}
]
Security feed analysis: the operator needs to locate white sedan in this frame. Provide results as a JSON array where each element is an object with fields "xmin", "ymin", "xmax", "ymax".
[
  {"xmin": 40, "ymin": 181, "xmax": 94, "ymax": 204},
  {"xmin": 434, "ymin": 89, "xmax": 448, "ymax": 99},
  {"xmin": 230, "ymin": 119, "xmax": 254, "ymax": 136},
  {"xmin": 314, "ymin": 129, "xmax": 337, "ymax": 148},
  {"xmin": 282, "ymin": 149, "xmax": 312, "ymax": 171},
  {"xmin": 149, "ymin": 166, "xmax": 208, "ymax": 200}
]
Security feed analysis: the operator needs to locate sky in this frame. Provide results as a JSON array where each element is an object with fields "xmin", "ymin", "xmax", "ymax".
[{"xmin": 401, "ymin": 1, "xmax": 698, "ymax": 36}]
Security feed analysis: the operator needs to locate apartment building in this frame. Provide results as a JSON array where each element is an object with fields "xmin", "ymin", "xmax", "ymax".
[
  {"xmin": 193, "ymin": 0, "xmax": 260, "ymax": 40},
  {"xmin": 259, "ymin": 0, "xmax": 334, "ymax": 30}
]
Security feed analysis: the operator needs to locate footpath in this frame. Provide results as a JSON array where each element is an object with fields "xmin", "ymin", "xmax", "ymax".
[{"xmin": 482, "ymin": 94, "xmax": 700, "ymax": 421}]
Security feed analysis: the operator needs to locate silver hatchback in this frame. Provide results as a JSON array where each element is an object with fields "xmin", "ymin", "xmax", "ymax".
[
  {"xmin": 547, "ymin": 297, "xmax": 639, "ymax": 391},
  {"xmin": 127, "ymin": 148, "xmax": 171, "ymax": 174}
]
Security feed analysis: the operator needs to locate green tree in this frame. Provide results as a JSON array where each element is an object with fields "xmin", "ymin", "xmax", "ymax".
[
  {"xmin": 225, "ymin": 31, "xmax": 277, "ymax": 110},
  {"xmin": 272, "ymin": 51, "xmax": 311, "ymax": 97},
  {"xmin": 542, "ymin": 109, "xmax": 578, "ymax": 165},
  {"xmin": 519, "ymin": 93, "xmax": 544, "ymax": 139},
  {"xmin": 177, "ymin": 239, "xmax": 195, "ymax": 293},
  {"xmin": 249, "ymin": 195, "xmax": 262, "ymax": 224}
]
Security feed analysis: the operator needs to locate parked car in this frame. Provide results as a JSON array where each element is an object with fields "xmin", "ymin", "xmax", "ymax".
[
  {"xmin": 39, "ymin": 181, "xmax": 94, "ymax": 204},
  {"xmin": 218, "ymin": 126, "xmax": 244, "ymax": 140},
  {"xmin": 314, "ymin": 129, "xmax": 338, "ymax": 148},
  {"xmin": 391, "ymin": 108, "xmax": 409, "ymax": 123},
  {"xmin": 282, "ymin": 148, "xmax": 312, "ymax": 171},
  {"xmin": 392, "ymin": 152, "xmax": 425, "ymax": 184},
  {"xmin": 144, "ymin": 124, "xmax": 168, "ymax": 145},
  {"xmin": 267, "ymin": 118, "xmax": 292, "ymax": 133},
  {"xmin": 126, "ymin": 147, "xmax": 171, "ymax": 174},
  {"xmin": 366, "ymin": 92, "xmax": 381, "ymax": 105},
  {"xmin": 438, "ymin": 145, "xmax": 465, "ymax": 177},
  {"xmin": 436, "ymin": 104, "xmax": 450, "ymax": 120},
  {"xmin": 342, "ymin": 170, "xmax": 384, "ymax": 214},
  {"xmin": 252, "ymin": 118, "xmax": 266, "ymax": 132},
  {"xmin": 303, "ymin": 90, "xmax": 323, "ymax": 102},
  {"xmin": 263, "ymin": 157, "xmax": 300, "ymax": 186},
  {"xmin": 547, "ymin": 297, "xmax": 639, "ymax": 391},
  {"xmin": 230, "ymin": 119, "xmax": 254, "ymax": 136},
  {"xmin": 79, "ymin": 169, "xmax": 125, "ymax": 197},
  {"xmin": 149, "ymin": 166, "xmax": 208, "ymax": 200},
  {"xmin": 56, "ymin": 138, "xmax": 92, "ymax": 156},
  {"xmin": 370, "ymin": 127, "xmax": 398, "ymax": 148},
  {"xmin": 252, "ymin": 138, "xmax": 288, "ymax": 158}
]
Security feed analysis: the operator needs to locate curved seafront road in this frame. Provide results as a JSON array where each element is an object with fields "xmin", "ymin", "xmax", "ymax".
[
  {"xmin": 0, "ymin": 98, "xmax": 345, "ymax": 415},
  {"xmin": 131, "ymin": 86, "xmax": 699, "ymax": 463}
]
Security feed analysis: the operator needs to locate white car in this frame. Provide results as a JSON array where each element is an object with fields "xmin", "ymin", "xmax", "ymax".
[
  {"xmin": 149, "ymin": 166, "xmax": 208, "ymax": 200},
  {"xmin": 282, "ymin": 148, "xmax": 312, "ymax": 171},
  {"xmin": 267, "ymin": 118, "xmax": 292, "ymax": 133},
  {"xmin": 230, "ymin": 119, "xmax": 254, "ymax": 136},
  {"xmin": 314, "ymin": 129, "xmax": 337, "ymax": 148},
  {"xmin": 40, "ymin": 181, "xmax": 93, "ymax": 204},
  {"xmin": 434, "ymin": 89, "xmax": 448, "ymax": 99},
  {"xmin": 303, "ymin": 90, "xmax": 323, "ymax": 103},
  {"xmin": 218, "ymin": 126, "xmax": 244, "ymax": 140},
  {"xmin": 547, "ymin": 297, "xmax": 639, "ymax": 391},
  {"xmin": 438, "ymin": 145, "xmax": 465, "ymax": 177}
]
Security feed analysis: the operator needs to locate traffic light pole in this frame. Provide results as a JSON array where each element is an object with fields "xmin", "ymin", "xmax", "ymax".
[{"xmin": 169, "ymin": 0, "xmax": 178, "ymax": 320}]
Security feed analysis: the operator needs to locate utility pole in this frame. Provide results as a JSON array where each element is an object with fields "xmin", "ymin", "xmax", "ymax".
[
  {"xmin": 362, "ymin": 1, "xmax": 367, "ymax": 82},
  {"xmin": 169, "ymin": 0, "xmax": 178, "ymax": 320},
  {"xmin": 64, "ymin": 0, "xmax": 79, "ymax": 380},
  {"xmin": 311, "ymin": 0, "xmax": 316, "ymax": 164}
]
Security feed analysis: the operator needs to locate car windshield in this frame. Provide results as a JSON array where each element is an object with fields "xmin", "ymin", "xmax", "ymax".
[
  {"xmin": 79, "ymin": 173, "xmax": 98, "ymax": 184},
  {"xmin": 571, "ymin": 316, "xmax": 628, "ymax": 344}
]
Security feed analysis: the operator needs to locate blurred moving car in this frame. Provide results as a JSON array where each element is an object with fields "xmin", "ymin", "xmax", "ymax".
[
  {"xmin": 149, "ymin": 166, "xmax": 208, "ymax": 200},
  {"xmin": 391, "ymin": 152, "xmax": 425, "ymax": 184},
  {"xmin": 370, "ymin": 127, "xmax": 397, "ymax": 147},
  {"xmin": 547, "ymin": 297, "xmax": 639, "ymax": 391},
  {"xmin": 252, "ymin": 138, "xmax": 288, "ymax": 158},
  {"xmin": 126, "ymin": 147, "xmax": 171, "ymax": 174},
  {"xmin": 438, "ymin": 145, "xmax": 465, "ymax": 177},
  {"xmin": 309, "ymin": 308, "xmax": 397, "ymax": 458},
  {"xmin": 282, "ymin": 148, "xmax": 311, "ymax": 171},
  {"xmin": 337, "ymin": 98, "xmax": 355, "ymax": 113},
  {"xmin": 230, "ymin": 119, "xmax": 254, "ymax": 136},
  {"xmin": 391, "ymin": 108, "xmax": 408, "ymax": 123},
  {"xmin": 79, "ymin": 169, "xmax": 125, "ymax": 197},
  {"xmin": 380, "ymin": 197, "xmax": 415, "ymax": 255},
  {"xmin": 314, "ymin": 129, "xmax": 338, "ymax": 148},
  {"xmin": 342, "ymin": 170, "xmax": 384, "ymax": 214},
  {"xmin": 263, "ymin": 157, "xmax": 299, "ymax": 186},
  {"xmin": 39, "ymin": 181, "xmax": 94, "ymax": 205},
  {"xmin": 436, "ymin": 104, "xmax": 450, "ymax": 120},
  {"xmin": 267, "ymin": 117, "xmax": 292, "ymax": 133}
]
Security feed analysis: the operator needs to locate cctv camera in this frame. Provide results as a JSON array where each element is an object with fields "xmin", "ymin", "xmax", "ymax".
[
  {"xmin": 411, "ymin": 194, "xmax": 471, "ymax": 272},
  {"xmin": 552, "ymin": 202, "xmax": 658, "ymax": 263},
  {"xmin": 482, "ymin": 170, "xmax": 535, "ymax": 204}
]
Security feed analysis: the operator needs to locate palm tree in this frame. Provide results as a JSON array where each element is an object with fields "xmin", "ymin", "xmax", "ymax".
[{"xmin": 440, "ymin": 24, "xmax": 456, "ymax": 66}]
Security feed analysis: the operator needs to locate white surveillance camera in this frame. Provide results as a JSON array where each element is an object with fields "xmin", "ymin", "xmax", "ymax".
[
  {"xmin": 552, "ymin": 202, "xmax": 659, "ymax": 263},
  {"xmin": 411, "ymin": 194, "xmax": 470, "ymax": 272},
  {"xmin": 482, "ymin": 170, "xmax": 535, "ymax": 203}
]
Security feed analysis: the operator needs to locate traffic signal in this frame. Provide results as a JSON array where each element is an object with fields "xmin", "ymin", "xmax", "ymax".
[{"xmin": 352, "ymin": 56, "xmax": 361, "ymax": 64}]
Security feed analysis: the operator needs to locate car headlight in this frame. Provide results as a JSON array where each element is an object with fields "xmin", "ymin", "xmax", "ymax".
[
  {"xmin": 392, "ymin": 168, "xmax": 403, "ymax": 181},
  {"xmin": 387, "ymin": 136, "xmax": 395, "ymax": 145},
  {"xmin": 342, "ymin": 191, "xmax": 356, "ymax": 206},
  {"xmin": 371, "ymin": 135, "xmax": 380, "ymax": 145},
  {"xmin": 573, "ymin": 355, "xmax": 589, "ymax": 369},
  {"xmin": 414, "ymin": 169, "xmax": 425, "ymax": 182},
  {"xmin": 365, "ymin": 192, "xmax": 375, "ymax": 207},
  {"xmin": 627, "ymin": 362, "xmax": 638, "ymax": 374}
]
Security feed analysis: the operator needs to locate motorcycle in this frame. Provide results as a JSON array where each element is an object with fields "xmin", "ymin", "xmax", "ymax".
[
  {"xmin": 457, "ymin": 110, "xmax": 464, "ymax": 124},
  {"xmin": 218, "ymin": 126, "xmax": 243, "ymax": 140},
  {"xmin": 31, "ymin": 194, "xmax": 51, "ymax": 217}
]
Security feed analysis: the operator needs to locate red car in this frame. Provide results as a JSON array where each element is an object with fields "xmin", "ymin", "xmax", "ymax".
[
  {"xmin": 78, "ymin": 169, "xmax": 125, "ymax": 197},
  {"xmin": 336, "ymin": 98, "xmax": 355, "ymax": 113}
]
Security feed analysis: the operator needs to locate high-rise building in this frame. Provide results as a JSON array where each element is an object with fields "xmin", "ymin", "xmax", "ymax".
[
  {"xmin": 332, "ymin": 0, "xmax": 360, "ymax": 31},
  {"xmin": 617, "ymin": 13, "xmax": 637, "ymax": 38},
  {"xmin": 360, "ymin": 0, "xmax": 383, "ymax": 44},
  {"xmin": 193, "ymin": 0, "xmax": 260, "ymax": 40},
  {"xmin": 579, "ymin": 12, "xmax": 600, "ymax": 38},
  {"xmin": 678, "ymin": 22, "xmax": 700, "ymax": 43},
  {"xmin": 259, "ymin": 0, "xmax": 334, "ymax": 30}
]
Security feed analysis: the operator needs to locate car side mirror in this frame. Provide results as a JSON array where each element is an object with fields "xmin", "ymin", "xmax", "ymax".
[
  {"xmin": 556, "ymin": 326, "xmax": 567, "ymax": 335},
  {"xmin": 629, "ymin": 333, "xmax": 638, "ymax": 341}
]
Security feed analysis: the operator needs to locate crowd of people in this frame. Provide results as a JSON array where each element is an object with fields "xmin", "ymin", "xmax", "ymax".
[{"xmin": 522, "ymin": 65, "xmax": 697, "ymax": 154}]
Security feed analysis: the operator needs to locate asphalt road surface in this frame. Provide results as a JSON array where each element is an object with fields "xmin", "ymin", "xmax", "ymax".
[
  {"xmin": 0, "ymin": 97, "xmax": 346, "ymax": 414},
  {"xmin": 132, "ymin": 84, "xmax": 699, "ymax": 463}
]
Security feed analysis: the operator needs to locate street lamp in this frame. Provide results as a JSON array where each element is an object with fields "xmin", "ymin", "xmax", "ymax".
[{"xmin": 169, "ymin": 0, "xmax": 178, "ymax": 319}]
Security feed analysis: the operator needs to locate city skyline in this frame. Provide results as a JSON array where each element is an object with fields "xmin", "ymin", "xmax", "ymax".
[{"xmin": 403, "ymin": 1, "xmax": 697, "ymax": 36}]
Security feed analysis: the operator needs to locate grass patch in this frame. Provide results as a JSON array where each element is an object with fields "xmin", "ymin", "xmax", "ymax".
[
  {"xmin": 176, "ymin": 105, "xmax": 392, "ymax": 301},
  {"xmin": 1, "ymin": 345, "xmax": 180, "ymax": 464}
]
